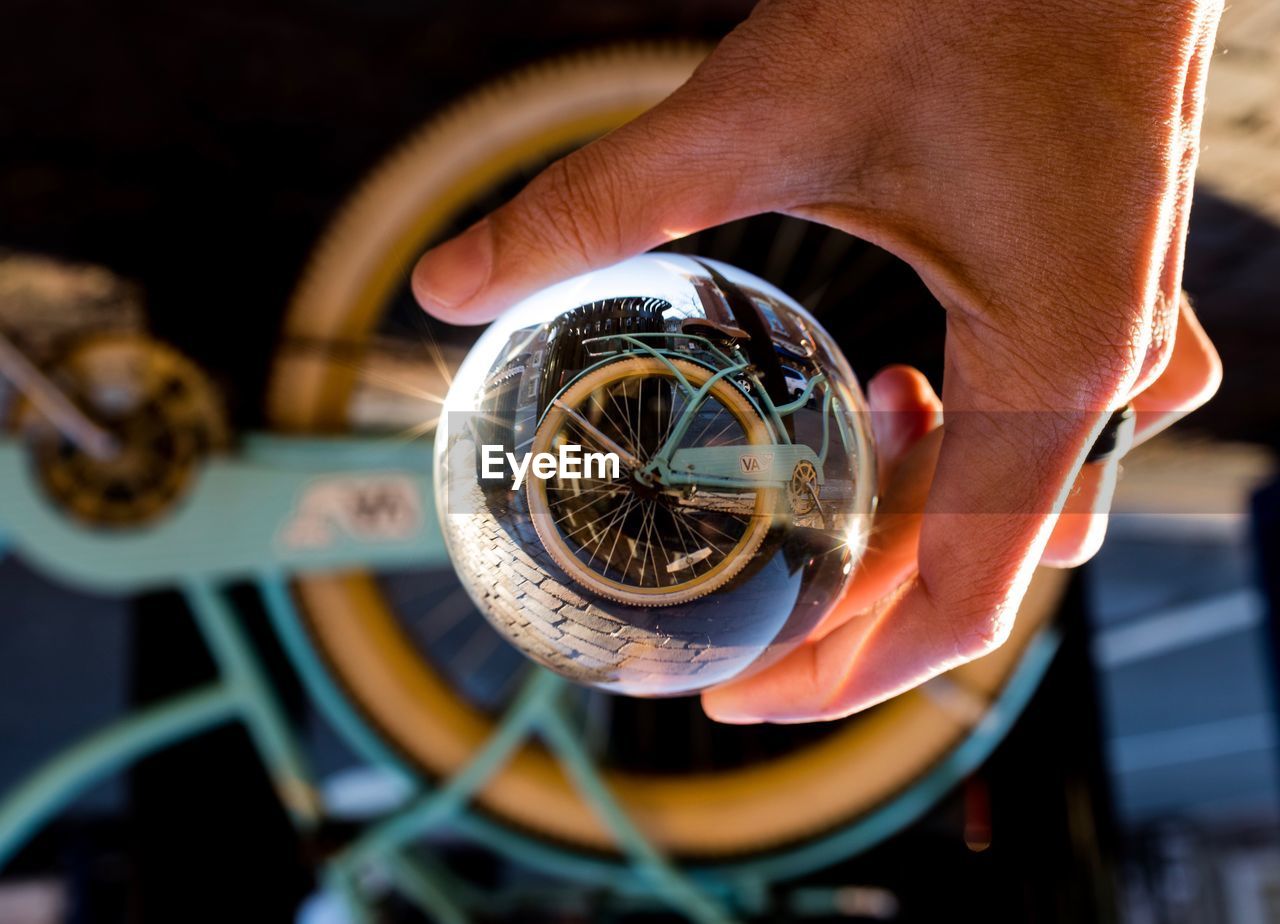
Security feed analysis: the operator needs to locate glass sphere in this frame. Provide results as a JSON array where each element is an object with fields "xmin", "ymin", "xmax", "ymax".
[{"xmin": 436, "ymin": 255, "xmax": 876, "ymax": 696}]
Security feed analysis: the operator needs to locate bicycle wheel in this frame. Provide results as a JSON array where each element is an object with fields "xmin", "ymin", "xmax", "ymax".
[
  {"xmin": 528, "ymin": 355, "xmax": 774, "ymax": 606},
  {"xmin": 268, "ymin": 44, "xmax": 1069, "ymax": 857}
]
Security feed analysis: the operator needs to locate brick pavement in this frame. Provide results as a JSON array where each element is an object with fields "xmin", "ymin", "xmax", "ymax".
[{"xmin": 444, "ymin": 473, "xmax": 774, "ymax": 691}]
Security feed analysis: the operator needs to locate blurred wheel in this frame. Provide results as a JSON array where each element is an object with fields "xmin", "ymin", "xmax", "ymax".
[{"xmin": 267, "ymin": 44, "xmax": 1068, "ymax": 857}]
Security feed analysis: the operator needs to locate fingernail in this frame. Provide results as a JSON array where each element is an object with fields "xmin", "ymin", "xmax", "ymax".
[{"xmin": 413, "ymin": 220, "xmax": 492, "ymax": 313}]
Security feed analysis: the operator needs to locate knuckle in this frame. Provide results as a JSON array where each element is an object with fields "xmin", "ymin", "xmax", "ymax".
[
  {"xmin": 1131, "ymin": 295, "xmax": 1181, "ymax": 394},
  {"xmin": 953, "ymin": 309, "xmax": 1139, "ymax": 413},
  {"xmin": 1132, "ymin": 297, "xmax": 1222, "ymax": 412},
  {"xmin": 951, "ymin": 601, "xmax": 1017, "ymax": 660},
  {"xmin": 1141, "ymin": 324, "xmax": 1178, "ymax": 387},
  {"xmin": 1048, "ymin": 307, "xmax": 1151, "ymax": 402},
  {"xmin": 919, "ymin": 564, "xmax": 1018, "ymax": 662}
]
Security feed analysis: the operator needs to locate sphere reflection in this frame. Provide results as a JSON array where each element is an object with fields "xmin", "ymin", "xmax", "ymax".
[{"xmin": 436, "ymin": 255, "xmax": 876, "ymax": 695}]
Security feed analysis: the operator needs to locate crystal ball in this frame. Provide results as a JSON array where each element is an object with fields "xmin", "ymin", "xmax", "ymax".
[{"xmin": 436, "ymin": 255, "xmax": 876, "ymax": 695}]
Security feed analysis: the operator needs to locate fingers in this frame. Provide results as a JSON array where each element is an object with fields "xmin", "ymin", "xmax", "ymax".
[
  {"xmin": 706, "ymin": 448, "xmax": 1087, "ymax": 724},
  {"xmin": 868, "ymin": 365, "xmax": 943, "ymax": 488},
  {"xmin": 1128, "ymin": 4, "xmax": 1215, "ymax": 399},
  {"xmin": 704, "ymin": 312, "xmax": 1115, "ymax": 724},
  {"xmin": 1040, "ymin": 293, "xmax": 1221, "ymax": 566},
  {"xmin": 804, "ymin": 366, "xmax": 941, "ymax": 642},
  {"xmin": 1039, "ymin": 457, "xmax": 1121, "ymax": 568},
  {"xmin": 1131, "ymin": 293, "xmax": 1221, "ymax": 440},
  {"xmin": 411, "ymin": 86, "xmax": 771, "ymax": 325},
  {"xmin": 704, "ymin": 292, "xmax": 1223, "ymax": 723}
]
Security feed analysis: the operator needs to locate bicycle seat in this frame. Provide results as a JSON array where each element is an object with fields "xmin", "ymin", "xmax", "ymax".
[{"xmin": 679, "ymin": 318, "xmax": 751, "ymax": 345}]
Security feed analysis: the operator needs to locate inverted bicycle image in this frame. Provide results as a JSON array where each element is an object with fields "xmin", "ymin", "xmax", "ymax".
[{"xmin": 527, "ymin": 325, "xmax": 855, "ymax": 606}]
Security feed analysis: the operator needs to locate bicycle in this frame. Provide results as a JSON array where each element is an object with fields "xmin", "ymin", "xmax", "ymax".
[
  {"xmin": 527, "ymin": 319, "xmax": 854, "ymax": 605},
  {"xmin": 0, "ymin": 45, "xmax": 1069, "ymax": 923}
]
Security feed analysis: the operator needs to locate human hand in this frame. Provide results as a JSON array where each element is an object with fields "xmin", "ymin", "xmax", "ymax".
[
  {"xmin": 413, "ymin": 0, "xmax": 1224, "ymax": 720},
  {"xmin": 706, "ymin": 294, "xmax": 1217, "ymax": 721}
]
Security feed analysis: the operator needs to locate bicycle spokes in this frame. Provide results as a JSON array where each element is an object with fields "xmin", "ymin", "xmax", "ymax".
[{"xmin": 528, "ymin": 356, "xmax": 774, "ymax": 606}]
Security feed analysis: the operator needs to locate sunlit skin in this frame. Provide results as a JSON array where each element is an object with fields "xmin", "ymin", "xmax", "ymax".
[
  {"xmin": 412, "ymin": 0, "xmax": 1224, "ymax": 722},
  {"xmin": 708, "ymin": 296, "xmax": 1219, "ymax": 723}
]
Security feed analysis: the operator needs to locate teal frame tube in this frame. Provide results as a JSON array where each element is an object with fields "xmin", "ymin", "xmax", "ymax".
[{"xmin": 0, "ymin": 425, "xmax": 1063, "ymax": 922}]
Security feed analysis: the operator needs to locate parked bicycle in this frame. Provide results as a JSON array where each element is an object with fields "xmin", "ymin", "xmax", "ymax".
[{"xmin": 529, "ymin": 320, "xmax": 851, "ymax": 605}]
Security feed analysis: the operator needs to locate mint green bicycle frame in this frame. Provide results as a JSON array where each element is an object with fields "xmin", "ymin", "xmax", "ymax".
[
  {"xmin": 552, "ymin": 332, "xmax": 851, "ymax": 492},
  {"xmin": 0, "ymin": 422, "xmax": 1062, "ymax": 923}
]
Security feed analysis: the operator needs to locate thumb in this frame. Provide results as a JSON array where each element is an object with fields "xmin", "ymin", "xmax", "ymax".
[{"xmin": 411, "ymin": 96, "xmax": 767, "ymax": 325}]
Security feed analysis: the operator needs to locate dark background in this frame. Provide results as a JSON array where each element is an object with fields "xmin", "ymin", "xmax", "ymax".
[
  {"xmin": 2, "ymin": 1, "xmax": 1277, "ymax": 443},
  {"xmin": 1, "ymin": 2, "xmax": 1278, "ymax": 923},
  {"xmin": 0, "ymin": 1, "xmax": 742, "ymax": 430}
]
